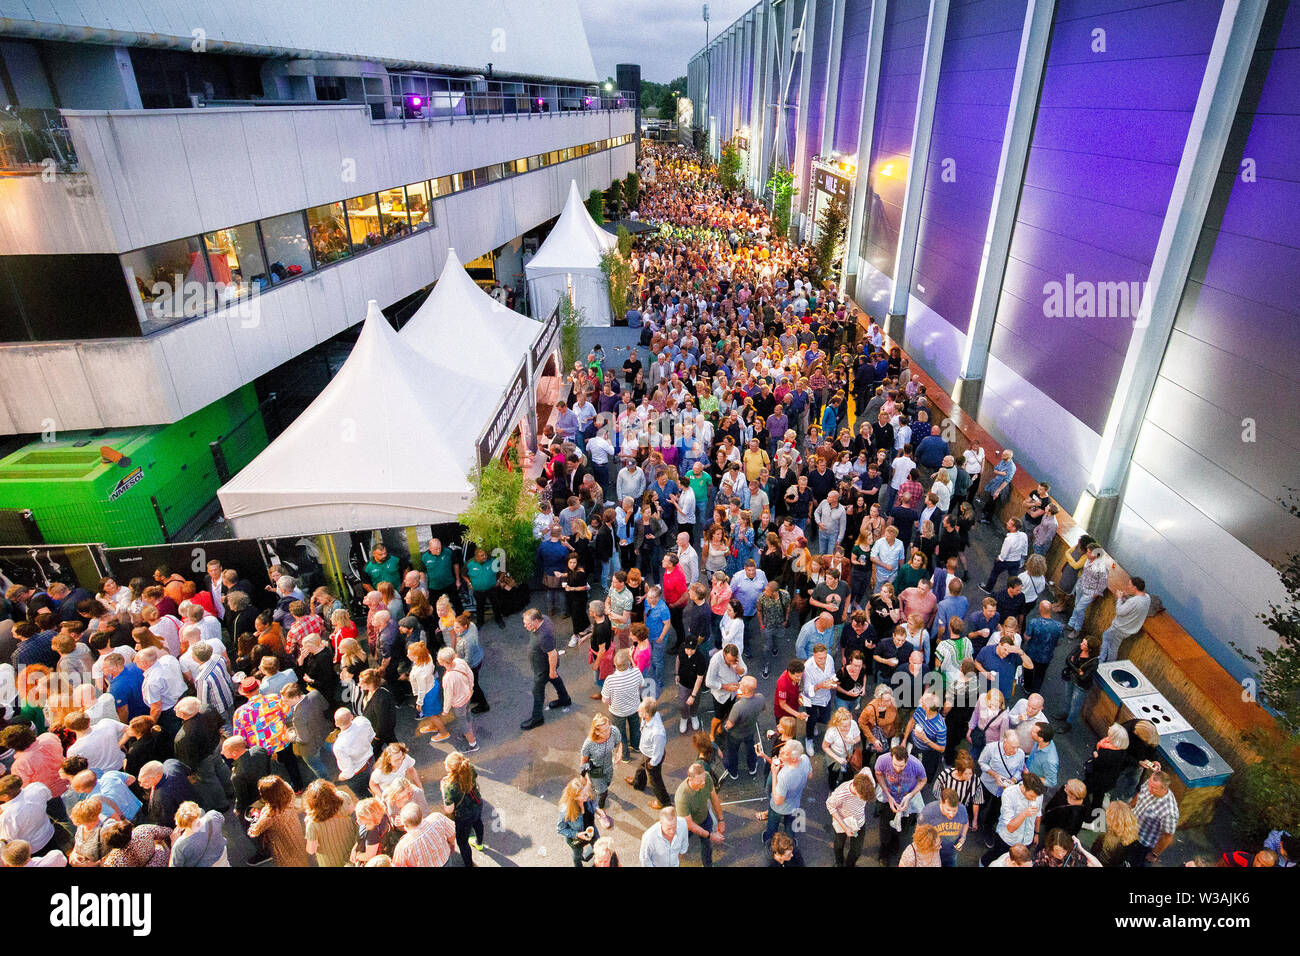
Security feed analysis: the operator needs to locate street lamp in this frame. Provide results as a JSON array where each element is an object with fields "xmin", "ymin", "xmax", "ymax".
[{"xmin": 604, "ymin": 81, "xmax": 614, "ymax": 91}]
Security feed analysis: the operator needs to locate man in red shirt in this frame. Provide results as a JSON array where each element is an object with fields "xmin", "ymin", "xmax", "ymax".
[
  {"xmin": 773, "ymin": 659, "xmax": 808, "ymax": 728},
  {"xmin": 661, "ymin": 554, "xmax": 688, "ymax": 655}
]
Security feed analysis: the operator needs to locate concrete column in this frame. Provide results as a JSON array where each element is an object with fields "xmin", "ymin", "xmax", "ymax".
[
  {"xmin": 842, "ymin": 0, "xmax": 888, "ymax": 298},
  {"xmin": 1075, "ymin": 0, "xmax": 1269, "ymax": 543},
  {"xmin": 793, "ymin": 0, "xmax": 819, "ymax": 236},
  {"xmin": 773, "ymin": 0, "xmax": 796, "ymax": 170},
  {"xmin": 820, "ymin": 0, "xmax": 848, "ymax": 158},
  {"xmin": 884, "ymin": 0, "xmax": 951, "ymax": 335},
  {"xmin": 954, "ymin": 0, "xmax": 1056, "ymax": 417}
]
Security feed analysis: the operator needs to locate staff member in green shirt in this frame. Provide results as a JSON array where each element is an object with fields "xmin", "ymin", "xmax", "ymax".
[
  {"xmin": 465, "ymin": 548, "xmax": 506, "ymax": 630},
  {"xmin": 421, "ymin": 538, "xmax": 463, "ymax": 614},
  {"xmin": 363, "ymin": 544, "xmax": 402, "ymax": 590}
]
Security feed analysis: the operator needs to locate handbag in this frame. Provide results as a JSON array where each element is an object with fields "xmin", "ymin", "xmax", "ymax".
[
  {"xmin": 847, "ymin": 740, "xmax": 864, "ymax": 772},
  {"xmin": 543, "ymin": 572, "xmax": 563, "ymax": 589},
  {"xmin": 969, "ymin": 705, "xmax": 1004, "ymax": 753}
]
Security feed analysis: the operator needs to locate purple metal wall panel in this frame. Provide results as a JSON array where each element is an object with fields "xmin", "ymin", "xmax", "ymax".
[
  {"xmin": 911, "ymin": 0, "xmax": 1024, "ymax": 333},
  {"xmin": 989, "ymin": 0, "xmax": 1222, "ymax": 432}
]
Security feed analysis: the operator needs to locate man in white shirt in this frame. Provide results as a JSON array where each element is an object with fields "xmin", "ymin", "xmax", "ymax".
[
  {"xmin": 0, "ymin": 778, "xmax": 55, "ymax": 854},
  {"xmin": 675, "ymin": 532, "xmax": 700, "ymax": 587},
  {"xmin": 639, "ymin": 806, "xmax": 689, "ymax": 867},
  {"xmin": 585, "ymin": 430, "xmax": 616, "ymax": 499},
  {"xmin": 142, "ymin": 605, "xmax": 182, "ymax": 657},
  {"xmin": 178, "ymin": 624, "xmax": 229, "ymax": 682},
  {"xmin": 180, "ymin": 602, "xmax": 224, "ymax": 649},
  {"xmin": 91, "ymin": 636, "xmax": 133, "ymax": 691},
  {"xmin": 137, "ymin": 646, "xmax": 187, "ymax": 736},
  {"xmin": 981, "ymin": 773, "xmax": 1044, "ymax": 867},
  {"xmin": 801, "ymin": 644, "xmax": 838, "ymax": 757},
  {"xmin": 1008, "ymin": 693, "xmax": 1050, "ymax": 753},
  {"xmin": 64, "ymin": 712, "xmax": 127, "ymax": 776},
  {"xmin": 626, "ymin": 699, "xmax": 672, "ymax": 808},
  {"xmin": 982, "ymin": 517, "xmax": 1029, "ymax": 593},
  {"xmin": 332, "ymin": 708, "xmax": 376, "ymax": 798}
]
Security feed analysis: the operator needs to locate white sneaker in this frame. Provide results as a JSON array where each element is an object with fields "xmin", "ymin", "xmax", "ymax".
[
  {"xmin": 679, "ymin": 718, "xmax": 688, "ymax": 734},
  {"xmin": 567, "ymin": 636, "xmax": 577, "ymax": 647},
  {"xmin": 804, "ymin": 739, "xmax": 814, "ymax": 757},
  {"xmin": 691, "ymin": 716, "xmax": 700, "ymax": 730}
]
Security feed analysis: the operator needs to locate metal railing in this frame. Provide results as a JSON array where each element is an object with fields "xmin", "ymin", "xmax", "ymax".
[
  {"xmin": 0, "ymin": 107, "xmax": 77, "ymax": 173},
  {"xmin": 363, "ymin": 71, "xmax": 634, "ymax": 125}
]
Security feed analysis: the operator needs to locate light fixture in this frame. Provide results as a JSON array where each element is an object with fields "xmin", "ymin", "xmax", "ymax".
[{"xmin": 605, "ymin": 81, "xmax": 614, "ymax": 91}]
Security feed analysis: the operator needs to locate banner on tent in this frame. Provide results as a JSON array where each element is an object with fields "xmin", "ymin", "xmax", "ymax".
[
  {"xmin": 531, "ymin": 302, "xmax": 561, "ymax": 373},
  {"xmin": 477, "ymin": 361, "xmax": 530, "ymax": 468}
]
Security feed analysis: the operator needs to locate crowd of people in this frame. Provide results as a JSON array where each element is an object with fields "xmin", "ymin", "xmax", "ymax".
[{"xmin": 0, "ymin": 140, "xmax": 1288, "ymax": 870}]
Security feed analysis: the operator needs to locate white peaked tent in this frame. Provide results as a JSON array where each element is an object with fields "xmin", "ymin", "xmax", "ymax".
[
  {"xmin": 218, "ymin": 301, "xmax": 497, "ymax": 537},
  {"xmin": 402, "ymin": 249, "xmax": 540, "ymax": 389},
  {"xmin": 526, "ymin": 179, "xmax": 618, "ymax": 327}
]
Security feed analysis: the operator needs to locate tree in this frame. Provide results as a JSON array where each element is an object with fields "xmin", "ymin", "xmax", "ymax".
[
  {"xmin": 616, "ymin": 224, "xmax": 633, "ymax": 259},
  {"xmin": 767, "ymin": 163, "xmax": 796, "ymax": 238},
  {"xmin": 458, "ymin": 459, "xmax": 538, "ymax": 585},
  {"xmin": 586, "ymin": 188, "xmax": 605, "ymax": 225},
  {"xmin": 624, "ymin": 171, "xmax": 640, "ymax": 211},
  {"xmin": 812, "ymin": 194, "xmax": 850, "ymax": 282},
  {"xmin": 1228, "ymin": 495, "xmax": 1300, "ymax": 842},
  {"xmin": 719, "ymin": 140, "xmax": 743, "ymax": 192},
  {"xmin": 558, "ymin": 296, "xmax": 586, "ymax": 376},
  {"xmin": 600, "ymin": 247, "xmax": 633, "ymax": 323},
  {"xmin": 605, "ymin": 178, "xmax": 623, "ymax": 219}
]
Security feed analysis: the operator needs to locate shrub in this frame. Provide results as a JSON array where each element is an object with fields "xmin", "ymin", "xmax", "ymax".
[
  {"xmin": 458, "ymin": 459, "xmax": 537, "ymax": 584},
  {"xmin": 586, "ymin": 188, "xmax": 605, "ymax": 225}
]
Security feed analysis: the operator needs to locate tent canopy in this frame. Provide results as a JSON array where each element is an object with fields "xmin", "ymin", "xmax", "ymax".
[
  {"xmin": 218, "ymin": 300, "xmax": 496, "ymax": 537},
  {"xmin": 525, "ymin": 179, "xmax": 618, "ymax": 277},
  {"xmin": 526, "ymin": 180, "xmax": 617, "ymax": 326},
  {"xmin": 402, "ymin": 250, "xmax": 538, "ymax": 388}
]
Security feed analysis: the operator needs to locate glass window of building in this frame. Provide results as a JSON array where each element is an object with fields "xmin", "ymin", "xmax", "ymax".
[
  {"xmin": 378, "ymin": 186, "xmax": 412, "ymax": 239},
  {"xmin": 527, "ymin": 154, "xmax": 540, "ymax": 171},
  {"xmin": 121, "ymin": 236, "xmax": 212, "ymax": 331},
  {"xmin": 405, "ymin": 181, "xmax": 435, "ymax": 229},
  {"xmin": 432, "ymin": 175, "xmax": 453, "ymax": 197},
  {"xmin": 343, "ymin": 194, "xmax": 384, "ymax": 251},
  {"xmin": 307, "ymin": 201, "xmax": 351, "ymax": 264},
  {"xmin": 203, "ymin": 222, "xmax": 267, "ymax": 299},
  {"xmin": 260, "ymin": 211, "xmax": 313, "ymax": 281}
]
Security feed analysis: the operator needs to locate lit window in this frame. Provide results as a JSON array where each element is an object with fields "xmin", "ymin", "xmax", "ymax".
[
  {"xmin": 378, "ymin": 187, "xmax": 412, "ymax": 239},
  {"xmin": 306, "ymin": 202, "xmax": 351, "ymax": 264},
  {"xmin": 260, "ymin": 211, "xmax": 313, "ymax": 281},
  {"xmin": 203, "ymin": 222, "xmax": 267, "ymax": 298},
  {"xmin": 405, "ymin": 181, "xmax": 434, "ymax": 229},
  {"xmin": 122, "ymin": 236, "xmax": 212, "ymax": 330}
]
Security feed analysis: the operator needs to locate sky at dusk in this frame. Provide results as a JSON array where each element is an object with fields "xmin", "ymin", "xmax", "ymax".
[{"xmin": 577, "ymin": 0, "xmax": 756, "ymax": 82}]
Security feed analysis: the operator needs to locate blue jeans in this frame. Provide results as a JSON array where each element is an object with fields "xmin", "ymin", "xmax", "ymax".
[
  {"xmin": 696, "ymin": 499, "xmax": 709, "ymax": 529},
  {"xmin": 1064, "ymin": 681, "xmax": 1088, "ymax": 726},
  {"xmin": 697, "ymin": 812, "xmax": 716, "ymax": 866},
  {"xmin": 1068, "ymin": 586, "xmax": 1096, "ymax": 632},
  {"xmin": 1099, "ymin": 625, "xmax": 1124, "ymax": 663},
  {"xmin": 602, "ymin": 550, "xmax": 619, "ymax": 590},
  {"xmin": 806, "ymin": 702, "xmax": 831, "ymax": 743},
  {"xmin": 301, "ymin": 742, "xmax": 334, "ymax": 782},
  {"xmin": 723, "ymin": 730, "xmax": 758, "ymax": 776},
  {"xmin": 651, "ymin": 640, "xmax": 667, "ymax": 693},
  {"xmin": 763, "ymin": 808, "xmax": 798, "ymax": 844},
  {"xmin": 817, "ymin": 530, "xmax": 837, "ymax": 555},
  {"xmin": 612, "ymin": 711, "xmax": 641, "ymax": 760}
]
